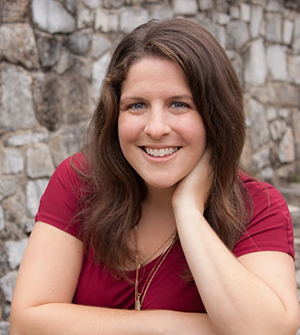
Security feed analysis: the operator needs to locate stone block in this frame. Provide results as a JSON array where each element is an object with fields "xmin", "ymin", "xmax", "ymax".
[
  {"xmin": 229, "ymin": 6, "xmax": 240, "ymax": 19},
  {"xmin": 173, "ymin": 0, "xmax": 198, "ymax": 15},
  {"xmin": 2, "ymin": 149, "xmax": 24, "ymax": 175},
  {"xmin": 266, "ymin": 0, "xmax": 283, "ymax": 11},
  {"xmin": 92, "ymin": 52, "xmax": 111, "ymax": 102},
  {"xmin": 0, "ymin": 207, "xmax": 5, "ymax": 231},
  {"xmin": 265, "ymin": 12, "xmax": 282, "ymax": 42},
  {"xmin": 55, "ymin": 48, "xmax": 75, "ymax": 75},
  {"xmin": 58, "ymin": 73, "xmax": 91, "ymax": 124},
  {"xmin": 293, "ymin": 38, "xmax": 300, "ymax": 54},
  {"xmin": 266, "ymin": 45, "xmax": 287, "ymax": 81},
  {"xmin": 227, "ymin": 21, "xmax": 249, "ymax": 49},
  {"xmin": 63, "ymin": 0, "xmax": 77, "ymax": 14},
  {"xmin": 0, "ymin": 271, "xmax": 18, "ymax": 302},
  {"xmin": 198, "ymin": 0, "xmax": 213, "ymax": 11},
  {"xmin": 0, "ymin": 321, "xmax": 9, "ymax": 335},
  {"xmin": 247, "ymin": 99, "xmax": 270, "ymax": 151},
  {"xmin": 6, "ymin": 132, "xmax": 49, "ymax": 147},
  {"xmin": 279, "ymin": 127, "xmax": 295, "ymax": 163},
  {"xmin": 91, "ymin": 34, "xmax": 112, "ymax": 59},
  {"xmin": 244, "ymin": 39, "xmax": 267, "ymax": 85},
  {"xmin": 32, "ymin": 73, "xmax": 61, "ymax": 131},
  {"xmin": 292, "ymin": 110, "xmax": 300, "ymax": 159},
  {"xmin": 36, "ymin": 33, "xmax": 62, "ymax": 68},
  {"xmin": 0, "ymin": 24, "xmax": 39, "ymax": 70},
  {"xmin": 120, "ymin": 7, "xmax": 149, "ymax": 33},
  {"xmin": 250, "ymin": 5, "xmax": 263, "ymax": 38},
  {"xmin": 103, "ymin": 0, "xmax": 125, "ymax": 8},
  {"xmin": 289, "ymin": 56, "xmax": 300, "ymax": 85},
  {"xmin": 26, "ymin": 144, "xmax": 55, "ymax": 179},
  {"xmin": 95, "ymin": 9, "xmax": 119, "ymax": 32},
  {"xmin": 82, "ymin": 0, "xmax": 102, "ymax": 8},
  {"xmin": 148, "ymin": 4, "xmax": 174, "ymax": 20},
  {"xmin": 266, "ymin": 107, "xmax": 277, "ymax": 121},
  {"xmin": 274, "ymin": 83, "xmax": 300, "ymax": 107},
  {"xmin": 32, "ymin": 0, "xmax": 76, "ymax": 34},
  {"xmin": 283, "ymin": 19, "xmax": 294, "ymax": 45},
  {"xmin": 0, "ymin": 179, "xmax": 16, "ymax": 202},
  {"xmin": 5, "ymin": 239, "xmax": 28, "ymax": 270},
  {"xmin": 240, "ymin": 3, "xmax": 250, "ymax": 22},
  {"xmin": 269, "ymin": 119, "xmax": 287, "ymax": 141},
  {"xmin": 67, "ymin": 29, "xmax": 93, "ymax": 55},
  {"xmin": 1, "ymin": 0, "xmax": 30, "ymax": 23},
  {"xmin": 251, "ymin": 146, "xmax": 271, "ymax": 171},
  {"xmin": 77, "ymin": 7, "xmax": 94, "ymax": 29},
  {"xmin": 0, "ymin": 65, "xmax": 36, "ymax": 131},
  {"xmin": 26, "ymin": 179, "xmax": 49, "ymax": 217}
]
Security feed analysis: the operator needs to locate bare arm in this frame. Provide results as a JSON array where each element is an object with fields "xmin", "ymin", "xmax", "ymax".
[
  {"xmin": 10, "ymin": 221, "xmax": 218, "ymax": 335},
  {"xmin": 172, "ymin": 150, "xmax": 300, "ymax": 335}
]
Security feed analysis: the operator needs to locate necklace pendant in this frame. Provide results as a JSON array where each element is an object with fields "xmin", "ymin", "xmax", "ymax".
[{"xmin": 135, "ymin": 293, "xmax": 142, "ymax": 311}]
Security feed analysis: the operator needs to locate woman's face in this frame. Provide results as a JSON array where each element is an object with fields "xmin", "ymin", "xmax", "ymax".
[{"xmin": 118, "ymin": 57, "xmax": 206, "ymax": 190}]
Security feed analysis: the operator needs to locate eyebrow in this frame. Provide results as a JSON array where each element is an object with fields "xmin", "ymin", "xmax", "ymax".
[{"xmin": 120, "ymin": 94, "xmax": 194, "ymax": 103}]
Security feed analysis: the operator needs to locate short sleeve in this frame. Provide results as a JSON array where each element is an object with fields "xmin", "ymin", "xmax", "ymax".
[
  {"xmin": 35, "ymin": 153, "xmax": 84, "ymax": 239},
  {"xmin": 233, "ymin": 177, "xmax": 295, "ymax": 259}
]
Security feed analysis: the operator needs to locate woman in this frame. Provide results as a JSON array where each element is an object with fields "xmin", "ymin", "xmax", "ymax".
[{"xmin": 10, "ymin": 19, "xmax": 300, "ymax": 334}]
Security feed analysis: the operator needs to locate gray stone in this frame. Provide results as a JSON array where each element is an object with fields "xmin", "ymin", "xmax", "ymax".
[
  {"xmin": 295, "ymin": 14, "xmax": 300, "ymax": 38},
  {"xmin": 67, "ymin": 29, "xmax": 93, "ymax": 55},
  {"xmin": 26, "ymin": 144, "xmax": 55, "ymax": 179},
  {"xmin": 278, "ymin": 127, "xmax": 295, "ymax": 163},
  {"xmin": 95, "ymin": 9, "xmax": 119, "ymax": 33},
  {"xmin": 0, "ymin": 24, "xmax": 39, "ymax": 70},
  {"xmin": 82, "ymin": 0, "xmax": 102, "ymax": 8},
  {"xmin": 283, "ymin": 19, "xmax": 294, "ymax": 45},
  {"xmin": 251, "ymin": 146, "xmax": 271, "ymax": 171},
  {"xmin": 266, "ymin": 107, "xmax": 277, "ymax": 121},
  {"xmin": 26, "ymin": 179, "xmax": 49, "ymax": 217},
  {"xmin": 266, "ymin": 0, "xmax": 283, "ymax": 11},
  {"xmin": 173, "ymin": 0, "xmax": 198, "ymax": 15},
  {"xmin": 63, "ymin": 0, "xmax": 77, "ymax": 14},
  {"xmin": 274, "ymin": 83, "xmax": 299, "ymax": 107},
  {"xmin": 214, "ymin": 12, "xmax": 230, "ymax": 25},
  {"xmin": 120, "ymin": 7, "xmax": 149, "ymax": 33},
  {"xmin": 0, "ymin": 179, "xmax": 17, "ymax": 202},
  {"xmin": 250, "ymin": 83, "xmax": 277, "ymax": 105},
  {"xmin": 5, "ymin": 239, "xmax": 28, "ymax": 270},
  {"xmin": 6, "ymin": 132, "xmax": 48, "ymax": 147},
  {"xmin": 0, "ymin": 65, "xmax": 37, "ymax": 131},
  {"xmin": 91, "ymin": 35, "xmax": 112, "ymax": 59},
  {"xmin": 227, "ymin": 21, "xmax": 249, "ymax": 49},
  {"xmin": 0, "ymin": 321, "xmax": 9, "ymax": 335},
  {"xmin": 149, "ymin": 5, "xmax": 174, "ymax": 21},
  {"xmin": 204, "ymin": 23, "xmax": 226, "ymax": 48},
  {"xmin": 92, "ymin": 52, "xmax": 111, "ymax": 102},
  {"xmin": 289, "ymin": 56, "xmax": 300, "ymax": 85},
  {"xmin": 229, "ymin": 6, "xmax": 240, "ymax": 19},
  {"xmin": 32, "ymin": 0, "xmax": 76, "ymax": 34},
  {"xmin": 260, "ymin": 166, "xmax": 274, "ymax": 182},
  {"xmin": 247, "ymin": 99, "xmax": 270, "ymax": 151},
  {"xmin": 59, "ymin": 73, "xmax": 91, "ymax": 124},
  {"xmin": 250, "ymin": 5, "xmax": 263, "ymax": 38},
  {"xmin": 1, "ymin": 0, "xmax": 30, "ymax": 23},
  {"xmin": 2, "ymin": 148, "xmax": 24, "ymax": 175},
  {"xmin": 240, "ymin": 3, "xmax": 250, "ymax": 22},
  {"xmin": 293, "ymin": 38, "xmax": 300, "ymax": 54},
  {"xmin": 0, "ymin": 207, "xmax": 5, "ymax": 231},
  {"xmin": 198, "ymin": 0, "xmax": 213, "ymax": 11},
  {"xmin": 0, "ymin": 271, "xmax": 18, "ymax": 302},
  {"xmin": 103, "ymin": 0, "xmax": 124, "ymax": 8},
  {"xmin": 269, "ymin": 119, "xmax": 287, "ymax": 141},
  {"xmin": 278, "ymin": 108, "xmax": 290, "ymax": 118},
  {"xmin": 77, "ymin": 7, "xmax": 94, "ymax": 29},
  {"xmin": 244, "ymin": 39, "xmax": 267, "ymax": 85},
  {"xmin": 49, "ymin": 126, "xmax": 85, "ymax": 166},
  {"xmin": 73, "ymin": 57, "xmax": 92, "ymax": 78},
  {"xmin": 265, "ymin": 13, "xmax": 282, "ymax": 42},
  {"xmin": 32, "ymin": 73, "xmax": 62, "ymax": 131},
  {"xmin": 266, "ymin": 45, "xmax": 287, "ymax": 81},
  {"xmin": 55, "ymin": 48, "xmax": 75, "ymax": 75},
  {"xmin": 36, "ymin": 33, "xmax": 62, "ymax": 68},
  {"xmin": 292, "ymin": 110, "xmax": 300, "ymax": 159}
]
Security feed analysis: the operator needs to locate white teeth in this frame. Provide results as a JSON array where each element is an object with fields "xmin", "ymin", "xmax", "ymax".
[{"xmin": 145, "ymin": 147, "xmax": 179, "ymax": 157}]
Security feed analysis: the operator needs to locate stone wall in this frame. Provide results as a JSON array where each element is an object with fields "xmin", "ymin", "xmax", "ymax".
[{"xmin": 0, "ymin": 0, "xmax": 300, "ymax": 332}]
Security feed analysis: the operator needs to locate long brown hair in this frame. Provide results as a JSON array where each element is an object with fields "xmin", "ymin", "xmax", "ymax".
[{"xmin": 77, "ymin": 18, "xmax": 248, "ymax": 273}]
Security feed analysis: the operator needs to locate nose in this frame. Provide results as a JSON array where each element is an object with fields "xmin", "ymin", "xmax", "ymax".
[{"xmin": 144, "ymin": 108, "xmax": 172, "ymax": 139}]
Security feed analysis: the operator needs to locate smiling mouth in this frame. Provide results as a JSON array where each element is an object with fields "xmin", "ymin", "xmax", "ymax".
[{"xmin": 143, "ymin": 147, "xmax": 180, "ymax": 157}]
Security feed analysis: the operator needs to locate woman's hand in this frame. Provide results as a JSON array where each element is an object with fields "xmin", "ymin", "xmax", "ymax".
[{"xmin": 172, "ymin": 148, "xmax": 214, "ymax": 214}]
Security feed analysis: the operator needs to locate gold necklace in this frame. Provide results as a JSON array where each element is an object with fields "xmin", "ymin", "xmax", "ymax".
[{"xmin": 134, "ymin": 225, "xmax": 177, "ymax": 311}]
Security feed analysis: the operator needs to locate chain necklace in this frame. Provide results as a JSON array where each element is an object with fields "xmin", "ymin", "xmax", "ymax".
[{"xmin": 134, "ymin": 225, "xmax": 177, "ymax": 311}]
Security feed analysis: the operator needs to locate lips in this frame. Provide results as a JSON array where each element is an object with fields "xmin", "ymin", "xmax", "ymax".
[{"xmin": 143, "ymin": 147, "xmax": 180, "ymax": 157}]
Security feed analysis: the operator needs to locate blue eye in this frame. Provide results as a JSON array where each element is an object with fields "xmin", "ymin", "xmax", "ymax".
[
  {"xmin": 171, "ymin": 102, "xmax": 188, "ymax": 109},
  {"xmin": 129, "ymin": 102, "xmax": 145, "ymax": 110}
]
